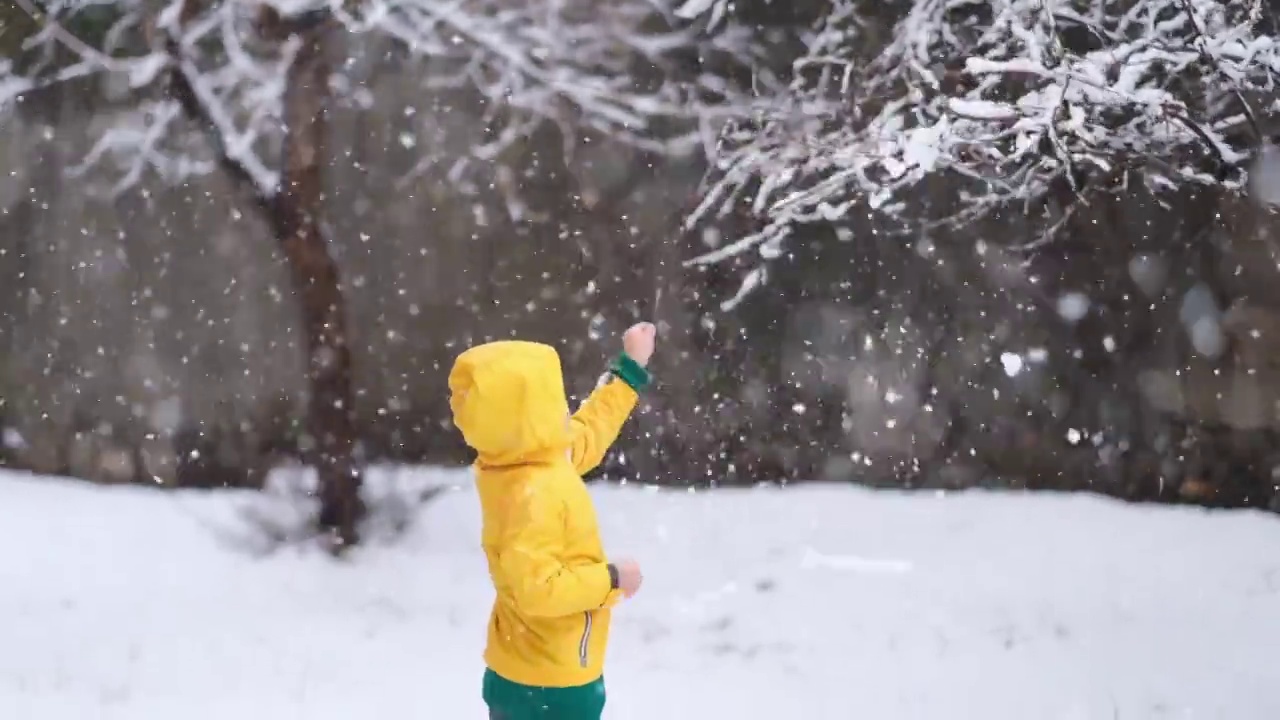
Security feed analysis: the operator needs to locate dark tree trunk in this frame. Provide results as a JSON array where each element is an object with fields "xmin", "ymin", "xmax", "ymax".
[
  {"xmin": 274, "ymin": 22, "xmax": 363, "ymax": 550},
  {"xmin": 162, "ymin": 1, "xmax": 366, "ymax": 545}
]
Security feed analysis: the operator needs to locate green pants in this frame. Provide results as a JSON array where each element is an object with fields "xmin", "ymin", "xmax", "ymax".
[{"xmin": 483, "ymin": 668, "xmax": 606, "ymax": 720}]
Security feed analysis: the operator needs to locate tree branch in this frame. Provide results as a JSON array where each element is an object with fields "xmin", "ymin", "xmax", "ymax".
[
  {"xmin": 690, "ymin": 0, "xmax": 1280, "ymax": 303},
  {"xmin": 157, "ymin": 0, "xmax": 283, "ymax": 205},
  {"xmin": 11, "ymin": 0, "xmax": 131, "ymax": 73},
  {"xmin": 163, "ymin": 40, "xmax": 275, "ymax": 211}
]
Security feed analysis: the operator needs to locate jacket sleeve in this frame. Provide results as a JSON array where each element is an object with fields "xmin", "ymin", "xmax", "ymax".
[
  {"xmin": 498, "ymin": 490, "xmax": 614, "ymax": 617},
  {"xmin": 568, "ymin": 377, "xmax": 640, "ymax": 475}
]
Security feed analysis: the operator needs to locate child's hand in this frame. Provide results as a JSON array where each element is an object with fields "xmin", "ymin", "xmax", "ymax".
[
  {"xmin": 615, "ymin": 558, "xmax": 644, "ymax": 598},
  {"xmin": 622, "ymin": 322, "xmax": 656, "ymax": 367}
]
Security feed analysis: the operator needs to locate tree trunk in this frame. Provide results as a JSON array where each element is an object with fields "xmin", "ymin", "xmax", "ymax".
[
  {"xmin": 159, "ymin": 1, "xmax": 361, "ymax": 544},
  {"xmin": 275, "ymin": 22, "xmax": 363, "ymax": 550}
]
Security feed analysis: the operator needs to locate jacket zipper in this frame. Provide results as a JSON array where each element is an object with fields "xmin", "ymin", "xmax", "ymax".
[{"xmin": 578, "ymin": 611, "xmax": 593, "ymax": 667}]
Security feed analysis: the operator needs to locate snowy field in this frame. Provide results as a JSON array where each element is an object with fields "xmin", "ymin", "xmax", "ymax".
[{"xmin": 1, "ymin": 467, "xmax": 1278, "ymax": 720}]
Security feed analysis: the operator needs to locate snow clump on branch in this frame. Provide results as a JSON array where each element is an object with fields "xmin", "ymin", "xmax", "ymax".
[{"xmin": 687, "ymin": 0, "xmax": 1280, "ymax": 288}]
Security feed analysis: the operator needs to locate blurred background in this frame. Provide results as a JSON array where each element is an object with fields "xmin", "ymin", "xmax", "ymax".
[{"xmin": 2, "ymin": 0, "xmax": 1279, "ymax": 523}]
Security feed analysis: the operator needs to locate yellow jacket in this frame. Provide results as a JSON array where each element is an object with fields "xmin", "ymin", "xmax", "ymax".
[{"xmin": 448, "ymin": 340, "xmax": 644, "ymax": 688}]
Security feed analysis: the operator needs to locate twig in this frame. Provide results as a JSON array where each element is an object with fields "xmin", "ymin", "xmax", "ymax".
[
  {"xmin": 11, "ymin": 0, "xmax": 133, "ymax": 73},
  {"xmin": 163, "ymin": 45, "xmax": 276, "ymax": 210}
]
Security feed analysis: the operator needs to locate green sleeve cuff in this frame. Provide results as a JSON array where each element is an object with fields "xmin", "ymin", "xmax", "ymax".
[{"xmin": 609, "ymin": 352, "xmax": 651, "ymax": 392}]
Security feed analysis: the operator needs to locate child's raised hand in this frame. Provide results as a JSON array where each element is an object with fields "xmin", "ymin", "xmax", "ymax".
[{"xmin": 622, "ymin": 322, "xmax": 656, "ymax": 367}]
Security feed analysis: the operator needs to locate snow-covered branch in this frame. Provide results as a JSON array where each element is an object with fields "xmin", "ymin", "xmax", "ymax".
[
  {"xmin": 5, "ymin": 0, "xmax": 288, "ymax": 197},
  {"xmin": 4, "ymin": 0, "xmax": 767, "ymax": 197},
  {"xmin": 689, "ymin": 0, "xmax": 1280, "ymax": 272},
  {"xmin": 0, "ymin": 58, "xmax": 34, "ymax": 111},
  {"xmin": 369, "ymin": 0, "xmax": 774, "ymax": 187}
]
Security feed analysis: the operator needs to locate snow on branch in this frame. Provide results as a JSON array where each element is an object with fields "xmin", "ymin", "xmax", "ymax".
[
  {"xmin": 0, "ymin": 58, "xmax": 35, "ymax": 111},
  {"xmin": 689, "ymin": 0, "xmax": 1280, "ymax": 273},
  {"xmin": 367, "ymin": 0, "xmax": 770, "ymax": 162},
  {"xmin": 7, "ymin": 0, "xmax": 287, "ymax": 197},
  {"xmin": 5, "ymin": 0, "xmax": 768, "ymax": 198}
]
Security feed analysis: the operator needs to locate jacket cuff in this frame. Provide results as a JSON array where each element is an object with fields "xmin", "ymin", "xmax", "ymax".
[
  {"xmin": 609, "ymin": 353, "xmax": 651, "ymax": 392},
  {"xmin": 586, "ymin": 562, "xmax": 614, "ymax": 608}
]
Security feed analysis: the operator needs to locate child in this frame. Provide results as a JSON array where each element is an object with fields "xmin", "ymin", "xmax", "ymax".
[{"xmin": 448, "ymin": 323, "xmax": 656, "ymax": 720}]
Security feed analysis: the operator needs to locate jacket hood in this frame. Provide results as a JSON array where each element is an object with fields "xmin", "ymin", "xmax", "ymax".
[{"xmin": 448, "ymin": 340, "xmax": 571, "ymax": 467}]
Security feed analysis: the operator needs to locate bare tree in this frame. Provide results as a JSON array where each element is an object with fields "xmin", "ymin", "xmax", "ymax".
[
  {"xmin": 686, "ymin": 0, "xmax": 1280, "ymax": 296},
  {"xmin": 3, "ymin": 0, "xmax": 763, "ymax": 550}
]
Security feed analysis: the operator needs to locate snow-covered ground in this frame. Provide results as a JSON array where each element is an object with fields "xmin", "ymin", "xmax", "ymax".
[{"xmin": 1, "ymin": 467, "xmax": 1278, "ymax": 719}]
